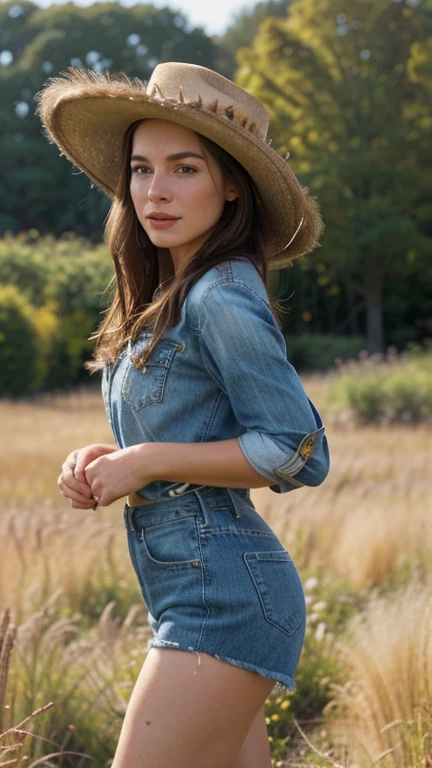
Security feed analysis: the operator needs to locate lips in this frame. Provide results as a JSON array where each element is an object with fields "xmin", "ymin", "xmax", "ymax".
[
  {"xmin": 147, "ymin": 212, "xmax": 180, "ymax": 221},
  {"xmin": 146, "ymin": 213, "xmax": 181, "ymax": 231}
]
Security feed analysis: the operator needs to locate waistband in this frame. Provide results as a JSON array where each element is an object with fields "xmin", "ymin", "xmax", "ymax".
[
  {"xmin": 127, "ymin": 483, "xmax": 207, "ymax": 508},
  {"xmin": 123, "ymin": 486, "xmax": 249, "ymax": 532}
]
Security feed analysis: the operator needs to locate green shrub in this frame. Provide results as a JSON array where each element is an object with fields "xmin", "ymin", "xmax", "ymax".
[
  {"xmin": 9, "ymin": 597, "xmax": 145, "ymax": 766},
  {"xmin": 328, "ymin": 343, "xmax": 432, "ymax": 425},
  {"xmin": 0, "ymin": 284, "xmax": 42, "ymax": 396},
  {"xmin": 265, "ymin": 571, "xmax": 356, "ymax": 760},
  {"xmin": 0, "ymin": 232, "xmax": 113, "ymax": 395},
  {"xmin": 284, "ymin": 333, "xmax": 366, "ymax": 372},
  {"xmin": 0, "ymin": 230, "xmax": 50, "ymax": 307}
]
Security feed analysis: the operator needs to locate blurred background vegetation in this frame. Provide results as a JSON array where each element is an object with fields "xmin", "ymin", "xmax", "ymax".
[
  {"xmin": 1, "ymin": 2, "xmax": 431, "ymax": 764},
  {"xmin": 0, "ymin": 0, "xmax": 431, "ymax": 397}
]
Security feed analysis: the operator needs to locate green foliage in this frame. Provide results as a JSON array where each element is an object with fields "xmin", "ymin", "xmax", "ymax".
[
  {"xmin": 288, "ymin": 573, "xmax": 355, "ymax": 715},
  {"xmin": 0, "ymin": 0, "xmax": 430, "ymax": 354},
  {"xmin": 220, "ymin": 0, "xmax": 290, "ymax": 74},
  {"xmin": 285, "ymin": 332, "xmax": 366, "ymax": 372},
  {"xmin": 0, "ymin": 283, "xmax": 42, "ymax": 396},
  {"xmin": 0, "ymin": 229, "xmax": 49, "ymax": 306},
  {"xmin": 8, "ymin": 597, "xmax": 145, "ymax": 765},
  {"xmin": 0, "ymin": 0, "xmax": 220, "ymax": 240},
  {"xmin": 0, "ymin": 232, "xmax": 113, "ymax": 394},
  {"xmin": 65, "ymin": 550, "xmax": 143, "ymax": 629},
  {"xmin": 236, "ymin": 0, "xmax": 432, "ymax": 353},
  {"xmin": 264, "ymin": 570, "xmax": 357, "ymax": 762},
  {"xmin": 328, "ymin": 343, "xmax": 432, "ymax": 425}
]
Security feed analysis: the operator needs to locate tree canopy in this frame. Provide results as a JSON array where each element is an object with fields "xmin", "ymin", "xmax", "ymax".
[
  {"xmin": 0, "ymin": 1, "xmax": 221, "ymax": 239},
  {"xmin": 0, "ymin": 0, "xmax": 430, "ymax": 369},
  {"xmin": 236, "ymin": 0, "xmax": 432, "ymax": 351}
]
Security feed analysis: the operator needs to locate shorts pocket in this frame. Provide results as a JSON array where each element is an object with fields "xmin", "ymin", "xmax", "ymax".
[
  {"xmin": 244, "ymin": 550, "xmax": 306, "ymax": 636},
  {"xmin": 139, "ymin": 515, "xmax": 202, "ymax": 569}
]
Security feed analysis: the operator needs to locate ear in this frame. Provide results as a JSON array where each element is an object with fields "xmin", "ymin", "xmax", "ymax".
[{"xmin": 225, "ymin": 188, "xmax": 240, "ymax": 202}]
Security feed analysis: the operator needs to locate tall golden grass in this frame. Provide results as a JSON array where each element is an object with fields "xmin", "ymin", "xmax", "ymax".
[
  {"xmin": 0, "ymin": 608, "xmax": 93, "ymax": 767},
  {"xmin": 329, "ymin": 581, "xmax": 432, "ymax": 767},
  {"xmin": 253, "ymin": 375, "xmax": 431, "ymax": 591},
  {"xmin": 0, "ymin": 388, "xmax": 113, "ymax": 505},
  {"xmin": 1, "ymin": 375, "xmax": 431, "ymax": 766}
]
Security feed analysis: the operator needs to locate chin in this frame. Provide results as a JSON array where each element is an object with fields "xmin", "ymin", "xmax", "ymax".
[{"xmin": 144, "ymin": 231, "xmax": 176, "ymax": 247}]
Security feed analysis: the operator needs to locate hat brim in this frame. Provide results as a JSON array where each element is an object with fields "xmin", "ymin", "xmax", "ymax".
[{"xmin": 38, "ymin": 81, "xmax": 324, "ymax": 268}]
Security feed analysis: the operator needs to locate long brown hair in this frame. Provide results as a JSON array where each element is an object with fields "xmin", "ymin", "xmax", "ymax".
[{"xmin": 87, "ymin": 119, "xmax": 285, "ymax": 372}]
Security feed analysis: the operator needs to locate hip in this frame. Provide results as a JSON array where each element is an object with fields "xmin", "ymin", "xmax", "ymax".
[{"xmin": 123, "ymin": 486, "xmax": 306, "ymax": 638}]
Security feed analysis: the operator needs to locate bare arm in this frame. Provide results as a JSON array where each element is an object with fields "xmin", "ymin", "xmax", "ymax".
[
  {"xmin": 84, "ymin": 438, "xmax": 273, "ymax": 506},
  {"xmin": 145, "ymin": 438, "xmax": 274, "ymax": 489}
]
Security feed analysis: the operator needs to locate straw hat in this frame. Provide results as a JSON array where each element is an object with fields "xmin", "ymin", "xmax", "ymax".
[{"xmin": 35, "ymin": 61, "xmax": 324, "ymax": 269}]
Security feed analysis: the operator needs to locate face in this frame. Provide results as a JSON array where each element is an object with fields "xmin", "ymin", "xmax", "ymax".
[{"xmin": 129, "ymin": 119, "xmax": 239, "ymax": 271}]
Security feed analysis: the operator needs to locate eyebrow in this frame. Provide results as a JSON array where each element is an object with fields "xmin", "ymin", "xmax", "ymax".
[{"xmin": 130, "ymin": 151, "xmax": 206, "ymax": 163}]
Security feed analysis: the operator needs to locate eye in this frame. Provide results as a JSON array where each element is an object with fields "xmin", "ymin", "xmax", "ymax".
[
  {"xmin": 131, "ymin": 165, "xmax": 151, "ymax": 174},
  {"xmin": 176, "ymin": 165, "xmax": 197, "ymax": 175}
]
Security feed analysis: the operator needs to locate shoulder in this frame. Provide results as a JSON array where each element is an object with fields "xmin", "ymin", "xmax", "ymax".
[{"xmin": 185, "ymin": 258, "xmax": 271, "ymax": 330}]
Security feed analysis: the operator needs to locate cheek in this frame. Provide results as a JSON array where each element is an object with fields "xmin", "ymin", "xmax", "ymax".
[
  {"xmin": 130, "ymin": 179, "xmax": 143, "ymax": 201},
  {"xmin": 193, "ymin": 183, "xmax": 225, "ymax": 221},
  {"xmin": 130, "ymin": 181, "xmax": 148, "ymax": 217}
]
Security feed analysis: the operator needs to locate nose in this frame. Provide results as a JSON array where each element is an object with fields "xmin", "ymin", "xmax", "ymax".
[{"xmin": 147, "ymin": 171, "xmax": 172, "ymax": 203}]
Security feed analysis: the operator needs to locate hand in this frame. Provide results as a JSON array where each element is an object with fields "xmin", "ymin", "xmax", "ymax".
[
  {"xmin": 84, "ymin": 444, "xmax": 151, "ymax": 507},
  {"xmin": 58, "ymin": 444, "xmax": 119, "ymax": 509}
]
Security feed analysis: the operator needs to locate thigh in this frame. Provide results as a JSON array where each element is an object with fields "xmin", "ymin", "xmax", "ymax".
[
  {"xmin": 232, "ymin": 706, "xmax": 272, "ymax": 768},
  {"xmin": 112, "ymin": 648, "xmax": 275, "ymax": 768}
]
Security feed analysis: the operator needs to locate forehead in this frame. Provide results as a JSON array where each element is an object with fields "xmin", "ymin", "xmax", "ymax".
[{"xmin": 131, "ymin": 119, "xmax": 201, "ymax": 149}]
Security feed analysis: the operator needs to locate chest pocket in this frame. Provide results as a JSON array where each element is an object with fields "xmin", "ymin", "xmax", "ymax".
[{"xmin": 122, "ymin": 333, "xmax": 182, "ymax": 412}]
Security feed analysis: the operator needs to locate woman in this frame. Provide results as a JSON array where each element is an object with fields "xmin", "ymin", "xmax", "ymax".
[{"xmin": 36, "ymin": 62, "xmax": 330, "ymax": 768}]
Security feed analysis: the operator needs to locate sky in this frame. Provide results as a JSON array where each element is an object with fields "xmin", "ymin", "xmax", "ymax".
[{"xmin": 32, "ymin": 0, "xmax": 256, "ymax": 35}]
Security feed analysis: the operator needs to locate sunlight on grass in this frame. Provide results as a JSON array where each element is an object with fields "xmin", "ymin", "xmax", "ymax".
[{"xmin": 1, "ymin": 374, "xmax": 431, "ymax": 766}]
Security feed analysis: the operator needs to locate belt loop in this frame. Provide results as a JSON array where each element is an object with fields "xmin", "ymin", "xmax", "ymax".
[
  {"xmin": 225, "ymin": 488, "xmax": 241, "ymax": 519},
  {"xmin": 192, "ymin": 489, "xmax": 210, "ymax": 527},
  {"xmin": 124, "ymin": 504, "xmax": 136, "ymax": 532}
]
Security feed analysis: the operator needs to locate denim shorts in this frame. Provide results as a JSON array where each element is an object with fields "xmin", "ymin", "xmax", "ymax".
[{"xmin": 123, "ymin": 485, "xmax": 306, "ymax": 693}]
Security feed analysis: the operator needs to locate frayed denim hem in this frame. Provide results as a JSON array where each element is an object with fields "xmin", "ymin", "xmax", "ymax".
[{"xmin": 147, "ymin": 637, "xmax": 297, "ymax": 694}]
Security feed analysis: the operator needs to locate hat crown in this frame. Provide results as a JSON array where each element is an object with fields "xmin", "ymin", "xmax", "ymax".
[{"xmin": 146, "ymin": 62, "xmax": 269, "ymax": 140}]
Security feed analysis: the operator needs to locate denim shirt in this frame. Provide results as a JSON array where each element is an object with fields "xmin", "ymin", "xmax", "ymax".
[{"xmin": 102, "ymin": 257, "xmax": 330, "ymax": 501}]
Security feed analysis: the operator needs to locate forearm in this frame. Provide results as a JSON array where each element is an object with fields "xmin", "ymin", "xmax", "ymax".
[{"xmin": 145, "ymin": 438, "xmax": 274, "ymax": 489}]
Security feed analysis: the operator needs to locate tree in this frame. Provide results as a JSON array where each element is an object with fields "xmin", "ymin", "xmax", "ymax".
[
  {"xmin": 0, "ymin": 1, "xmax": 220, "ymax": 239},
  {"xmin": 219, "ymin": 0, "xmax": 291, "ymax": 75},
  {"xmin": 236, "ymin": 0, "xmax": 432, "ymax": 352}
]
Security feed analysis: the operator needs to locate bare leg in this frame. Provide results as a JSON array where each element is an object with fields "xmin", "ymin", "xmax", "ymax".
[
  {"xmin": 232, "ymin": 705, "xmax": 273, "ymax": 768},
  {"xmin": 112, "ymin": 648, "xmax": 275, "ymax": 768}
]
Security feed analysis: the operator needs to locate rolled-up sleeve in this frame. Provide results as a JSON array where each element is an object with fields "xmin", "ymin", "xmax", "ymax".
[{"xmin": 197, "ymin": 280, "xmax": 330, "ymax": 494}]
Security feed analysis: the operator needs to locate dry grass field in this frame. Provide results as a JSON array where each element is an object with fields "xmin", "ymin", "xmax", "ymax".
[{"xmin": 1, "ymin": 374, "xmax": 431, "ymax": 766}]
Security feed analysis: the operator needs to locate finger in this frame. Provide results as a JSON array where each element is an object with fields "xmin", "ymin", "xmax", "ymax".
[
  {"xmin": 58, "ymin": 471, "xmax": 94, "ymax": 498},
  {"xmin": 63, "ymin": 461, "xmax": 90, "ymax": 488},
  {"xmin": 90, "ymin": 493, "xmax": 112, "ymax": 508},
  {"xmin": 63, "ymin": 450, "xmax": 79, "ymax": 473},
  {"xmin": 71, "ymin": 499, "xmax": 99, "ymax": 510},
  {"xmin": 61, "ymin": 461, "xmax": 79, "ymax": 486},
  {"xmin": 74, "ymin": 458, "xmax": 88, "ymax": 483},
  {"xmin": 62, "ymin": 450, "xmax": 93, "ymax": 487},
  {"xmin": 59, "ymin": 483, "xmax": 97, "ymax": 506},
  {"xmin": 66, "ymin": 449, "xmax": 78, "ymax": 464},
  {"xmin": 75, "ymin": 448, "xmax": 101, "ymax": 482}
]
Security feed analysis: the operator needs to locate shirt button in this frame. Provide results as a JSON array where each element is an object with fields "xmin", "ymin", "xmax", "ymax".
[
  {"xmin": 142, "ymin": 366, "xmax": 147, "ymax": 373},
  {"xmin": 176, "ymin": 342, "xmax": 185, "ymax": 352},
  {"xmin": 192, "ymin": 561, "xmax": 200, "ymax": 567}
]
